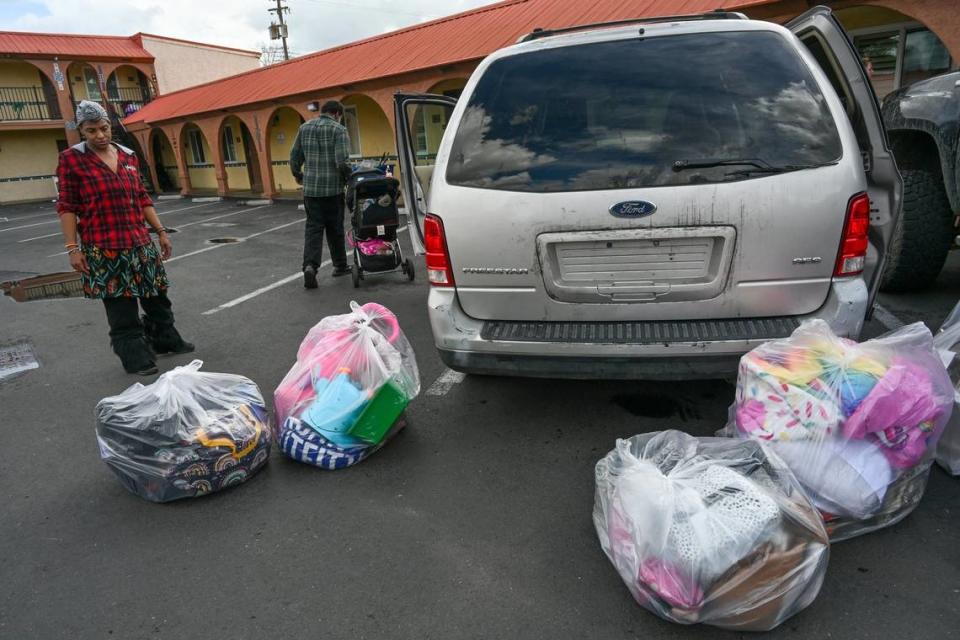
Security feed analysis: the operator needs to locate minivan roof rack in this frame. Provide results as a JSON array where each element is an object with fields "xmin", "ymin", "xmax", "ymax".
[{"xmin": 517, "ymin": 10, "xmax": 749, "ymax": 43}]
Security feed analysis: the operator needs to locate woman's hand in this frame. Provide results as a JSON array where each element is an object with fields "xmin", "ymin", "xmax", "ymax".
[
  {"xmin": 69, "ymin": 251, "xmax": 89, "ymax": 274},
  {"xmin": 159, "ymin": 232, "xmax": 173, "ymax": 260}
]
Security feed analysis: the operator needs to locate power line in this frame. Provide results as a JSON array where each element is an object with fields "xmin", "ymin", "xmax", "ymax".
[{"xmin": 298, "ymin": 0, "xmax": 441, "ymax": 21}]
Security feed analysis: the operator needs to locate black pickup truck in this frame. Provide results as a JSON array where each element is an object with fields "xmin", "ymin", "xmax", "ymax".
[{"xmin": 881, "ymin": 71, "xmax": 960, "ymax": 291}]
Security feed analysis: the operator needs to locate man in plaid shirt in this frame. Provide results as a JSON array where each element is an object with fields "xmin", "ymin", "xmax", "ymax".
[{"xmin": 290, "ymin": 100, "xmax": 352, "ymax": 287}]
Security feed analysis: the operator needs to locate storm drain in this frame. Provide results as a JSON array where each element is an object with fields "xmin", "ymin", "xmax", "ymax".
[
  {"xmin": 0, "ymin": 341, "xmax": 39, "ymax": 382},
  {"xmin": 206, "ymin": 237, "xmax": 241, "ymax": 244}
]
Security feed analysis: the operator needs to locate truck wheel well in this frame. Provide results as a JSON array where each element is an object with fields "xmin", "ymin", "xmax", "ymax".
[{"xmin": 887, "ymin": 129, "xmax": 943, "ymax": 174}]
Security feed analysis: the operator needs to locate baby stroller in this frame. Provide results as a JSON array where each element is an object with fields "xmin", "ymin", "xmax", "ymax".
[{"xmin": 346, "ymin": 159, "xmax": 414, "ymax": 288}]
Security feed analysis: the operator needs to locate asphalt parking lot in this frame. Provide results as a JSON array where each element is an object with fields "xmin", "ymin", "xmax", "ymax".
[{"xmin": 1, "ymin": 197, "xmax": 958, "ymax": 639}]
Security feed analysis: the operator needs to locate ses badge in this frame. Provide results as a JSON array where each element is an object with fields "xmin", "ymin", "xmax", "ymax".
[{"xmin": 609, "ymin": 201, "xmax": 657, "ymax": 218}]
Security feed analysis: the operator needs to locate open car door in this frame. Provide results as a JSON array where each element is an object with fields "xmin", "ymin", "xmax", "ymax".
[
  {"xmin": 394, "ymin": 92, "xmax": 458, "ymax": 254},
  {"xmin": 789, "ymin": 6, "xmax": 903, "ymax": 317}
]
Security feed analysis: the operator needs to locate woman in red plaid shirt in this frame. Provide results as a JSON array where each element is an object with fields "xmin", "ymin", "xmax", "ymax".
[{"xmin": 56, "ymin": 101, "xmax": 194, "ymax": 375}]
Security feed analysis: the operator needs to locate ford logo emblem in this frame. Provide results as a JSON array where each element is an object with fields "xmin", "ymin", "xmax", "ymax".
[{"xmin": 609, "ymin": 201, "xmax": 657, "ymax": 218}]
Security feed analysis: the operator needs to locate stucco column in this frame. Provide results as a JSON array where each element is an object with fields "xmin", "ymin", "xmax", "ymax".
[
  {"xmin": 136, "ymin": 128, "xmax": 162, "ymax": 194},
  {"xmin": 249, "ymin": 112, "xmax": 277, "ymax": 199},
  {"xmin": 167, "ymin": 125, "xmax": 192, "ymax": 196},
  {"xmin": 198, "ymin": 121, "xmax": 228, "ymax": 196},
  {"xmin": 28, "ymin": 58, "xmax": 81, "ymax": 144}
]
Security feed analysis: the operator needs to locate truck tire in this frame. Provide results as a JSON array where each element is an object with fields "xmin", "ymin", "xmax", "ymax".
[{"xmin": 881, "ymin": 168, "xmax": 955, "ymax": 292}]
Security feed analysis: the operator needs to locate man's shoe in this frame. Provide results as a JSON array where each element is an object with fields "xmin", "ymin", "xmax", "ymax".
[
  {"xmin": 303, "ymin": 265, "xmax": 318, "ymax": 289},
  {"xmin": 332, "ymin": 266, "xmax": 350, "ymax": 277}
]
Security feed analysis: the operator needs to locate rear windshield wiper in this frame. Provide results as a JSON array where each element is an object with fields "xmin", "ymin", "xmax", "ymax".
[{"xmin": 672, "ymin": 157, "xmax": 829, "ymax": 175}]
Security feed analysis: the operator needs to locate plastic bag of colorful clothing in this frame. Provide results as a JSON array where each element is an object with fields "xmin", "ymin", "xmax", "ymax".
[
  {"xmin": 594, "ymin": 431, "xmax": 829, "ymax": 631},
  {"xmin": 96, "ymin": 360, "xmax": 271, "ymax": 502},
  {"xmin": 273, "ymin": 301, "xmax": 419, "ymax": 469},
  {"xmin": 932, "ymin": 301, "xmax": 960, "ymax": 475},
  {"xmin": 723, "ymin": 319, "xmax": 953, "ymax": 540}
]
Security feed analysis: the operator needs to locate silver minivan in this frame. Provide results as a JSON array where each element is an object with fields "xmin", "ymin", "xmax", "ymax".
[{"xmin": 394, "ymin": 7, "xmax": 902, "ymax": 379}]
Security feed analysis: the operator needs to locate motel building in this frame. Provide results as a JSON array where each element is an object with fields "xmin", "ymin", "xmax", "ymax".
[{"xmin": 0, "ymin": 31, "xmax": 261, "ymax": 204}]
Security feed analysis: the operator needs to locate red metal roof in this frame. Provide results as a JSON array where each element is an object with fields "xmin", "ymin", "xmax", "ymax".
[
  {"xmin": 125, "ymin": 0, "xmax": 777, "ymax": 126},
  {"xmin": 0, "ymin": 30, "xmax": 154, "ymax": 61}
]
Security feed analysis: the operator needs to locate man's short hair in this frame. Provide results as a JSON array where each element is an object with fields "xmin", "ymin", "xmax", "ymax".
[{"xmin": 321, "ymin": 100, "xmax": 344, "ymax": 117}]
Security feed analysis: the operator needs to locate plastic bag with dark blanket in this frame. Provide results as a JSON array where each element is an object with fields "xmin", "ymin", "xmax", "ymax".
[{"xmin": 96, "ymin": 360, "xmax": 271, "ymax": 502}]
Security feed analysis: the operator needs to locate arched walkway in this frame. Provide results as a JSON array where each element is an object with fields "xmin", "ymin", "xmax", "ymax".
[
  {"xmin": 151, "ymin": 129, "xmax": 180, "ymax": 192},
  {"xmin": 218, "ymin": 115, "xmax": 264, "ymax": 195},
  {"xmin": 426, "ymin": 78, "xmax": 468, "ymax": 98},
  {"xmin": 179, "ymin": 123, "xmax": 216, "ymax": 193},
  {"xmin": 266, "ymin": 106, "xmax": 305, "ymax": 196},
  {"xmin": 67, "ymin": 62, "xmax": 104, "ymax": 107},
  {"xmin": 106, "ymin": 65, "xmax": 152, "ymax": 118},
  {"xmin": 342, "ymin": 93, "xmax": 395, "ymax": 167}
]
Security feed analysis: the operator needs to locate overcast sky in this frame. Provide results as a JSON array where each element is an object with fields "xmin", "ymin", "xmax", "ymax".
[{"xmin": 0, "ymin": 0, "xmax": 496, "ymax": 57}]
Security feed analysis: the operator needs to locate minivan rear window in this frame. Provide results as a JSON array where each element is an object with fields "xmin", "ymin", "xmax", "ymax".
[{"xmin": 446, "ymin": 31, "xmax": 843, "ymax": 192}]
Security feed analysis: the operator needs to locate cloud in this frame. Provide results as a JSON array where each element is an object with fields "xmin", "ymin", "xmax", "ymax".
[{"xmin": 3, "ymin": 0, "xmax": 495, "ymax": 57}]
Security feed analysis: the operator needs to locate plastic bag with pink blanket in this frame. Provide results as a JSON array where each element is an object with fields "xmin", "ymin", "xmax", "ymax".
[
  {"xmin": 724, "ymin": 319, "xmax": 953, "ymax": 541},
  {"xmin": 273, "ymin": 301, "xmax": 419, "ymax": 460}
]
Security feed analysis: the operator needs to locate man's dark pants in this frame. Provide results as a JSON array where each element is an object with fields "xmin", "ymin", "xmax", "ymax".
[{"xmin": 303, "ymin": 194, "xmax": 347, "ymax": 271}]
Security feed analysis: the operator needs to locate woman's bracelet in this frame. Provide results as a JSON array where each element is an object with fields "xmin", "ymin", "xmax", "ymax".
[
  {"xmin": 64, "ymin": 242, "xmax": 79, "ymax": 249},
  {"xmin": 67, "ymin": 247, "xmax": 82, "ymax": 255},
  {"xmin": 152, "ymin": 227, "xmax": 169, "ymax": 235}
]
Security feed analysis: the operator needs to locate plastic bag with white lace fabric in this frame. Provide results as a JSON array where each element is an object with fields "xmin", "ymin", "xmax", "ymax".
[{"xmin": 594, "ymin": 430, "xmax": 829, "ymax": 631}]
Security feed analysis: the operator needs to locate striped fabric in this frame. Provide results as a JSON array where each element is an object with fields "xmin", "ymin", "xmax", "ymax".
[{"xmin": 279, "ymin": 416, "xmax": 400, "ymax": 470}]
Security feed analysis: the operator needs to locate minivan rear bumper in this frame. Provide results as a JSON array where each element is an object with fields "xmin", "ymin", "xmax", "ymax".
[{"xmin": 428, "ymin": 279, "xmax": 868, "ymax": 379}]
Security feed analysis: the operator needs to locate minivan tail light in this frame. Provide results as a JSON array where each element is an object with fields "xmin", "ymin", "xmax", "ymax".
[
  {"xmin": 424, "ymin": 214, "xmax": 455, "ymax": 287},
  {"xmin": 835, "ymin": 192, "xmax": 871, "ymax": 277}
]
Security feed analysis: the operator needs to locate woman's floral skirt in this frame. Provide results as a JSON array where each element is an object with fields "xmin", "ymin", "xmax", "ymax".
[{"xmin": 81, "ymin": 243, "xmax": 169, "ymax": 299}]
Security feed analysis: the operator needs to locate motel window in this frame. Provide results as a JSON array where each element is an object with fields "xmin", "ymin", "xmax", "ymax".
[
  {"xmin": 343, "ymin": 105, "xmax": 361, "ymax": 158},
  {"xmin": 222, "ymin": 125, "xmax": 238, "ymax": 163},
  {"xmin": 82, "ymin": 67, "xmax": 101, "ymax": 101},
  {"xmin": 852, "ymin": 25, "xmax": 953, "ymax": 99},
  {"xmin": 188, "ymin": 129, "xmax": 206, "ymax": 165}
]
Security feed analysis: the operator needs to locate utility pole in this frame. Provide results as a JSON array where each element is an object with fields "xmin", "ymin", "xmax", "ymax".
[{"xmin": 268, "ymin": 0, "xmax": 290, "ymax": 61}]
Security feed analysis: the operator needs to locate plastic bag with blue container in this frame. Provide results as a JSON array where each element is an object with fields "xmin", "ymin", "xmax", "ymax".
[
  {"xmin": 725, "ymin": 320, "xmax": 953, "ymax": 540},
  {"xmin": 274, "ymin": 301, "xmax": 419, "ymax": 469}
]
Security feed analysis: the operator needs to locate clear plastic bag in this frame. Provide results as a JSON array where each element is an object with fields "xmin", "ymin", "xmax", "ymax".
[
  {"xmin": 594, "ymin": 430, "xmax": 829, "ymax": 631},
  {"xmin": 96, "ymin": 360, "xmax": 271, "ymax": 502},
  {"xmin": 274, "ymin": 302, "xmax": 419, "ymax": 468},
  {"xmin": 726, "ymin": 319, "xmax": 953, "ymax": 540},
  {"xmin": 933, "ymin": 301, "xmax": 960, "ymax": 475}
]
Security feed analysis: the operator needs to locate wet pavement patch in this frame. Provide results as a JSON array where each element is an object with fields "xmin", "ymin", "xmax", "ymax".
[
  {"xmin": 611, "ymin": 392, "xmax": 703, "ymax": 422},
  {"xmin": 0, "ymin": 340, "xmax": 40, "ymax": 382},
  {"xmin": 206, "ymin": 237, "xmax": 240, "ymax": 244}
]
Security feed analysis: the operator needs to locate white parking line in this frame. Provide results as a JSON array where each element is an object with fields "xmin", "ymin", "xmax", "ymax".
[
  {"xmin": 6, "ymin": 202, "xmax": 222, "ymax": 240},
  {"xmin": 175, "ymin": 204, "xmax": 270, "ymax": 229},
  {"xmin": 166, "ymin": 217, "xmax": 304, "ymax": 263},
  {"xmin": 202, "ymin": 263, "xmax": 331, "ymax": 315},
  {"xmin": 426, "ymin": 369, "xmax": 466, "ymax": 396},
  {"xmin": 0, "ymin": 219, "xmax": 57, "ymax": 234},
  {"xmin": 199, "ymin": 225, "xmax": 409, "ymax": 315},
  {"xmin": 873, "ymin": 303, "xmax": 906, "ymax": 331},
  {"xmin": 18, "ymin": 231, "xmax": 61, "ymax": 243}
]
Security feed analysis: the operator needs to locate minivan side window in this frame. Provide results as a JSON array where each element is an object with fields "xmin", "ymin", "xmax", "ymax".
[{"xmin": 446, "ymin": 31, "xmax": 844, "ymax": 193}]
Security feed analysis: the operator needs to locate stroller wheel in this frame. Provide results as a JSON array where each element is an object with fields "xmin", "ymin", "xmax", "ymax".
[
  {"xmin": 405, "ymin": 258, "xmax": 415, "ymax": 282},
  {"xmin": 352, "ymin": 263, "xmax": 361, "ymax": 288}
]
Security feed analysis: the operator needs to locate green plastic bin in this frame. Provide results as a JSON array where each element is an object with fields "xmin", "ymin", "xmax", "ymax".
[{"xmin": 347, "ymin": 378, "xmax": 409, "ymax": 444}]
